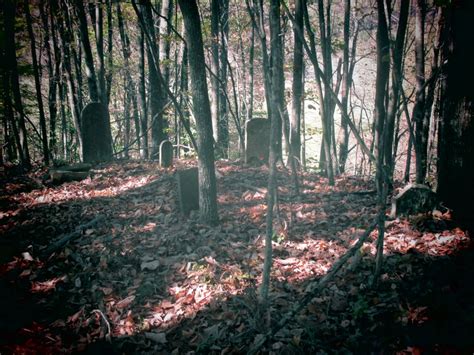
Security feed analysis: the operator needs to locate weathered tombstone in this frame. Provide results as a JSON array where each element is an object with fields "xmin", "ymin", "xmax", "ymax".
[
  {"xmin": 159, "ymin": 140, "xmax": 173, "ymax": 167},
  {"xmin": 245, "ymin": 118, "xmax": 270, "ymax": 165},
  {"xmin": 176, "ymin": 167, "xmax": 199, "ymax": 215},
  {"xmin": 390, "ymin": 184, "xmax": 437, "ymax": 218},
  {"xmin": 81, "ymin": 102, "xmax": 113, "ymax": 163}
]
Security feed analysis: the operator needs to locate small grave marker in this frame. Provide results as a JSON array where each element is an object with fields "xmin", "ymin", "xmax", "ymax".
[
  {"xmin": 176, "ymin": 167, "xmax": 199, "ymax": 215},
  {"xmin": 159, "ymin": 140, "xmax": 173, "ymax": 167},
  {"xmin": 245, "ymin": 118, "xmax": 270, "ymax": 164}
]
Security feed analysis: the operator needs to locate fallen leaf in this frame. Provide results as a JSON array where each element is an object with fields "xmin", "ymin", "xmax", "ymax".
[{"xmin": 116, "ymin": 295, "xmax": 135, "ymax": 309}]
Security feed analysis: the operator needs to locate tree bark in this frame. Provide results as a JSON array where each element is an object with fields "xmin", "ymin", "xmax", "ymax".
[
  {"xmin": 384, "ymin": 0, "xmax": 409, "ymax": 178},
  {"xmin": 210, "ymin": 0, "xmax": 220, "ymax": 145},
  {"xmin": 373, "ymin": 0, "xmax": 390, "ymax": 285},
  {"xmin": 302, "ymin": 0, "xmax": 334, "ymax": 184},
  {"xmin": 143, "ymin": 2, "xmax": 167, "ymax": 158},
  {"xmin": 39, "ymin": 0, "xmax": 58, "ymax": 160},
  {"xmin": 116, "ymin": 3, "xmax": 133, "ymax": 158},
  {"xmin": 3, "ymin": 0, "xmax": 30, "ymax": 169},
  {"xmin": 413, "ymin": 0, "xmax": 428, "ymax": 184},
  {"xmin": 94, "ymin": 2, "xmax": 107, "ymax": 106},
  {"xmin": 24, "ymin": 0, "xmax": 50, "ymax": 165},
  {"xmin": 290, "ymin": 0, "xmax": 304, "ymax": 170},
  {"xmin": 138, "ymin": 28, "xmax": 149, "ymax": 159},
  {"xmin": 74, "ymin": 0, "xmax": 99, "ymax": 102},
  {"xmin": 270, "ymin": 0, "xmax": 284, "ymax": 159},
  {"xmin": 218, "ymin": 0, "xmax": 230, "ymax": 157},
  {"xmin": 178, "ymin": 0, "xmax": 218, "ymax": 224},
  {"xmin": 337, "ymin": 0, "xmax": 351, "ymax": 173},
  {"xmin": 437, "ymin": 0, "xmax": 474, "ymax": 233},
  {"xmin": 57, "ymin": 0, "xmax": 82, "ymax": 158},
  {"xmin": 105, "ymin": 0, "xmax": 114, "ymax": 105},
  {"xmin": 159, "ymin": 0, "xmax": 173, "ymax": 85},
  {"xmin": 1, "ymin": 54, "xmax": 21, "ymax": 163}
]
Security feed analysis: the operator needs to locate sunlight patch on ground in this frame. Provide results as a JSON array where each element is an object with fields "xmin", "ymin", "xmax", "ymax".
[
  {"xmin": 384, "ymin": 226, "xmax": 469, "ymax": 256},
  {"xmin": 8, "ymin": 175, "xmax": 158, "ymax": 212}
]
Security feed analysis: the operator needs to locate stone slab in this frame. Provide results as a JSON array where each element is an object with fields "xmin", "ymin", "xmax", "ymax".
[
  {"xmin": 390, "ymin": 184, "xmax": 437, "ymax": 218},
  {"xmin": 81, "ymin": 102, "xmax": 113, "ymax": 163},
  {"xmin": 176, "ymin": 167, "xmax": 199, "ymax": 215},
  {"xmin": 245, "ymin": 118, "xmax": 270, "ymax": 164}
]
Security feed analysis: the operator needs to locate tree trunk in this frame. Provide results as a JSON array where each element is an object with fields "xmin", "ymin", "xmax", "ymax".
[
  {"xmin": 373, "ymin": 0, "xmax": 390, "ymax": 285},
  {"xmin": 105, "ymin": 0, "xmax": 114, "ymax": 105},
  {"xmin": 39, "ymin": 0, "xmax": 58, "ymax": 160},
  {"xmin": 437, "ymin": 0, "xmax": 474, "ymax": 233},
  {"xmin": 57, "ymin": 0, "xmax": 82, "ymax": 158},
  {"xmin": 290, "ymin": 0, "xmax": 304, "ymax": 170},
  {"xmin": 337, "ymin": 0, "xmax": 351, "ymax": 173},
  {"xmin": 92, "ymin": 2, "xmax": 107, "ymax": 106},
  {"xmin": 1, "ymin": 53, "xmax": 21, "ymax": 163},
  {"xmin": 143, "ymin": 2, "xmax": 167, "ymax": 159},
  {"xmin": 159, "ymin": 0, "xmax": 173, "ymax": 151},
  {"xmin": 302, "ymin": 0, "xmax": 334, "ymax": 184},
  {"xmin": 4, "ymin": 0, "xmax": 30, "ymax": 169},
  {"xmin": 66, "ymin": 2, "xmax": 84, "ymax": 114},
  {"xmin": 270, "ymin": 0, "xmax": 284, "ymax": 159},
  {"xmin": 218, "ymin": 0, "xmax": 230, "ymax": 157},
  {"xmin": 178, "ymin": 43, "xmax": 191, "ymax": 157},
  {"xmin": 159, "ymin": 0, "xmax": 173, "ymax": 84},
  {"xmin": 116, "ymin": 3, "xmax": 135, "ymax": 158},
  {"xmin": 248, "ymin": 25, "xmax": 255, "ymax": 124},
  {"xmin": 178, "ymin": 0, "xmax": 218, "ymax": 224},
  {"xmin": 384, "ymin": 0, "xmax": 409, "ymax": 178},
  {"xmin": 413, "ymin": 0, "xmax": 428, "ymax": 184},
  {"xmin": 24, "ymin": 0, "xmax": 50, "ymax": 165},
  {"xmin": 210, "ymin": 0, "xmax": 220, "ymax": 145},
  {"xmin": 138, "ymin": 28, "xmax": 149, "ymax": 159},
  {"xmin": 246, "ymin": 0, "xmax": 279, "ymax": 304},
  {"xmin": 117, "ymin": 3, "xmax": 137, "ymax": 158},
  {"xmin": 74, "ymin": 0, "xmax": 99, "ymax": 102}
]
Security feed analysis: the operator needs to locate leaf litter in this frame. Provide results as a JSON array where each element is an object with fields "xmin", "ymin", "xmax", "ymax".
[{"xmin": 0, "ymin": 160, "xmax": 472, "ymax": 353}]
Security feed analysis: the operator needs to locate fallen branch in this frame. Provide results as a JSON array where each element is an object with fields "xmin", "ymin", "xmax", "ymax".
[
  {"xmin": 92, "ymin": 309, "xmax": 112, "ymax": 342},
  {"xmin": 41, "ymin": 215, "xmax": 105, "ymax": 258},
  {"xmin": 248, "ymin": 220, "xmax": 378, "ymax": 354}
]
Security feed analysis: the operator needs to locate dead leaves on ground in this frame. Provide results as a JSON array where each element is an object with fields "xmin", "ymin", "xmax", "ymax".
[{"xmin": 0, "ymin": 160, "xmax": 471, "ymax": 353}]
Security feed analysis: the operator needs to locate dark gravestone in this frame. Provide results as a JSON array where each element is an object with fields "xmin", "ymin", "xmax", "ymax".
[
  {"xmin": 159, "ymin": 140, "xmax": 173, "ymax": 167},
  {"xmin": 176, "ymin": 167, "xmax": 199, "ymax": 215},
  {"xmin": 81, "ymin": 102, "xmax": 113, "ymax": 163},
  {"xmin": 245, "ymin": 118, "xmax": 270, "ymax": 164},
  {"xmin": 390, "ymin": 184, "xmax": 437, "ymax": 218}
]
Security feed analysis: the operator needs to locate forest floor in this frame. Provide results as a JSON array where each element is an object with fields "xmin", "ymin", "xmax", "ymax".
[{"xmin": 0, "ymin": 160, "xmax": 473, "ymax": 354}]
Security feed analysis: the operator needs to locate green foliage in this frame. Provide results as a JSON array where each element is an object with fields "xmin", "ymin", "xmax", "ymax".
[
  {"xmin": 306, "ymin": 126, "xmax": 323, "ymax": 136},
  {"xmin": 272, "ymin": 232, "xmax": 286, "ymax": 244},
  {"xmin": 332, "ymin": 38, "xmax": 345, "ymax": 52}
]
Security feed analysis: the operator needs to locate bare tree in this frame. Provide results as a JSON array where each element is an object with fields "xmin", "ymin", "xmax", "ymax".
[
  {"xmin": 178, "ymin": 0, "xmax": 218, "ymax": 224},
  {"xmin": 372, "ymin": 0, "xmax": 391, "ymax": 285},
  {"xmin": 24, "ymin": 0, "xmax": 49, "ymax": 165},
  {"xmin": 3, "ymin": 0, "xmax": 30, "ymax": 169},
  {"xmin": 289, "ymin": 0, "xmax": 304, "ymax": 170}
]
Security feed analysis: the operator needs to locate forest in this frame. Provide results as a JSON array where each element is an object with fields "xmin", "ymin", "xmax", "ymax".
[{"xmin": 0, "ymin": 0, "xmax": 473, "ymax": 353}]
